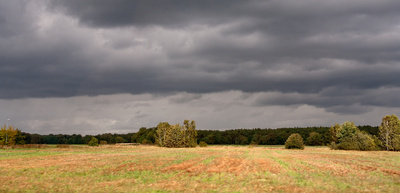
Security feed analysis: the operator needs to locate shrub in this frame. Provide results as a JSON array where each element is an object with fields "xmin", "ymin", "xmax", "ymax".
[
  {"xmin": 88, "ymin": 137, "xmax": 99, "ymax": 146},
  {"xmin": 285, "ymin": 133, "xmax": 305, "ymax": 150},
  {"xmin": 199, "ymin": 141, "xmax": 208, "ymax": 147},
  {"xmin": 100, "ymin": 140, "xmax": 107, "ymax": 145}
]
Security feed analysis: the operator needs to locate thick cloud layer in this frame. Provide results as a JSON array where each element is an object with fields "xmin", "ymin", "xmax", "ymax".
[{"xmin": 1, "ymin": 0, "xmax": 400, "ymax": 133}]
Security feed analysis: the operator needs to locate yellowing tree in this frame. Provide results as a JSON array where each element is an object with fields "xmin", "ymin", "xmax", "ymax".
[
  {"xmin": 155, "ymin": 122, "xmax": 170, "ymax": 147},
  {"xmin": 155, "ymin": 120, "xmax": 198, "ymax": 148},
  {"xmin": 0, "ymin": 125, "xmax": 19, "ymax": 146},
  {"xmin": 379, "ymin": 114, "xmax": 400, "ymax": 151}
]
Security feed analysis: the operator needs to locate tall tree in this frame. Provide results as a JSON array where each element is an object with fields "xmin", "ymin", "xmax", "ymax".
[
  {"xmin": 183, "ymin": 120, "xmax": 197, "ymax": 147},
  {"xmin": 155, "ymin": 122, "xmax": 170, "ymax": 147},
  {"xmin": 379, "ymin": 114, "xmax": 400, "ymax": 151}
]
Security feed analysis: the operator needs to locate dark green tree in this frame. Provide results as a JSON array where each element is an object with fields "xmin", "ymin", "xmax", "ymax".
[
  {"xmin": 306, "ymin": 132, "xmax": 324, "ymax": 146},
  {"xmin": 115, "ymin": 136, "xmax": 125, "ymax": 143}
]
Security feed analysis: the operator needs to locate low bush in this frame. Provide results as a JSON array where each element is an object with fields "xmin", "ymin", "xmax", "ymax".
[
  {"xmin": 199, "ymin": 141, "xmax": 208, "ymax": 147},
  {"xmin": 285, "ymin": 133, "xmax": 305, "ymax": 150},
  {"xmin": 100, "ymin": 140, "xmax": 107, "ymax": 145}
]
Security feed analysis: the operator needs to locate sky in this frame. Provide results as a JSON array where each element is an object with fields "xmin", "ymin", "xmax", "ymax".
[{"xmin": 1, "ymin": 0, "xmax": 400, "ymax": 135}]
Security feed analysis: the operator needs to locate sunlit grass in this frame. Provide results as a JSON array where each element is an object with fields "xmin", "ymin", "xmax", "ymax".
[{"xmin": 0, "ymin": 145, "xmax": 399, "ymax": 192}]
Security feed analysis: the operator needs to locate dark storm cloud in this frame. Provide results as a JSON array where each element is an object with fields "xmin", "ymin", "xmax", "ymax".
[
  {"xmin": 49, "ymin": 0, "xmax": 243, "ymax": 28},
  {"xmin": 1, "ymin": 0, "xmax": 400, "ymax": 115}
]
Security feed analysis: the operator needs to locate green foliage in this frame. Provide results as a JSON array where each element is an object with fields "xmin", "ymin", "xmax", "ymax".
[
  {"xmin": 115, "ymin": 136, "xmax": 125, "ymax": 143},
  {"xmin": 199, "ymin": 141, "xmax": 208, "ymax": 147},
  {"xmin": 88, "ymin": 137, "xmax": 99, "ymax": 146},
  {"xmin": 337, "ymin": 131, "xmax": 377, "ymax": 151},
  {"xmin": 306, "ymin": 132, "xmax": 324, "ymax": 146},
  {"xmin": 379, "ymin": 114, "xmax": 400, "ymax": 151},
  {"xmin": 330, "ymin": 121, "xmax": 377, "ymax": 151},
  {"xmin": 155, "ymin": 120, "xmax": 198, "ymax": 148},
  {"xmin": 285, "ymin": 133, "xmax": 305, "ymax": 150}
]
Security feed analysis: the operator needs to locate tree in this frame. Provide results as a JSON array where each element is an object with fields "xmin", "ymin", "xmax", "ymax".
[
  {"xmin": 379, "ymin": 114, "xmax": 400, "ymax": 151},
  {"xmin": 115, "ymin": 136, "xmax": 125, "ymax": 143},
  {"xmin": 183, "ymin": 120, "xmax": 197, "ymax": 147},
  {"xmin": 88, "ymin": 137, "xmax": 99, "ymax": 146},
  {"xmin": 155, "ymin": 122, "xmax": 170, "ymax": 147},
  {"xmin": 306, "ymin": 132, "xmax": 324, "ymax": 146},
  {"xmin": 0, "ymin": 125, "xmax": 23, "ymax": 146},
  {"xmin": 155, "ymin": 120, "xmax": 198, "ymax": 148},
  {"xmin": 330, "ymin": 121, "xmax": 376, "ymax": 151},
  {"xmin": 164, "ymin": 124, "xmax": 183, "ymax": 148},
  {"xmin": 329, "ymin": 123, "xmax": 341, "ymax": 143},
  {"xmin": 285, "ymin": 133, "xmax": 305, "ymax": 149}
]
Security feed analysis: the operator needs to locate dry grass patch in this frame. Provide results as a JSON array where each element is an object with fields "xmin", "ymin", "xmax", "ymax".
[{"xmin": 1, "ymin": 146, "xmax": 400, "ymax": 192}]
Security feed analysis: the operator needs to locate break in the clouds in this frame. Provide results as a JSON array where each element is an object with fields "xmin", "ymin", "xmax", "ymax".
[{"xmin": 1, "ymin": 0, "xmax": 400, "ymax": 134}]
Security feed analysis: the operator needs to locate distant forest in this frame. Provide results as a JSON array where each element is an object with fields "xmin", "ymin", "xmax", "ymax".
[{"xmin": 22, "ymin": 125, "xmax": 379, "ymax": 146}]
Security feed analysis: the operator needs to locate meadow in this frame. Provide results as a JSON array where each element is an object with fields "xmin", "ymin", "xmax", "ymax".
[{"xmin": 0, "ymin": 145, "xmax": 399, "ymax": 192}]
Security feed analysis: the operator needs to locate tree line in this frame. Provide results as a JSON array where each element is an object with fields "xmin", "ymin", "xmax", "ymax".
[
  {"xmin": 3, "ymin": 124, "xmax": 378, "ymax": 146},
  {"xmin": 2, "ymin": 114, "xmax": 398, "ymax": 151}
]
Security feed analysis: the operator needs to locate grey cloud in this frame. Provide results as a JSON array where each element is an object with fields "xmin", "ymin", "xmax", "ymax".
[
  {"xmin": 254, "ymin": 86, "xmax": 400, "ymax": 115},
  {"xmin": 1, "ymin": 0, "xmax": 400, "ymax": 118},
  {"xmin": 49, "ymin": 0, "xmax": 243, "ymax": 28},
  {"xmin": 169, "ymin": 93, "xmax": 202, "ymax": 104}
]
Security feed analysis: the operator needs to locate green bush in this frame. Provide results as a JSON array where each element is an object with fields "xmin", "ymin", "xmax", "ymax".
[
  {"xmin": 199, "ymin": 141, "xmax": 208, "ymax": 147},
  {"xmin": 88, "ymin": 137, "xmax": 99, "ymax": 146},
  {"xmin": 285, "ymin": 133, "xmax": 305, "ymax": 150}
]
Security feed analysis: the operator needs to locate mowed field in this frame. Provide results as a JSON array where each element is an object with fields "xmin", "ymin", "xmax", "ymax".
[{"xmin": 0, "ymin": 145, "xmax": 399, "ymax": 192}]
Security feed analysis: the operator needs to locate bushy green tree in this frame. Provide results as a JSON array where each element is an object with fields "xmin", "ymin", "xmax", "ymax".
[
  {"xmin": 330, "ymin": 121, "xmax": 376, "ymax": 151},
  {"xmin": 88, "ymin": 137, "xmax": 99, "ymax": 146},
  {"xmin": 306, "ymin": 132, "xmax": 324, "ymax": 146},
  {"xmin": 285, "ymin": 133, "xmax": 305, "ymax": 150},
  {"xmin": 379, "ymin": 114, "xmax": 400, "ymax": 151}
]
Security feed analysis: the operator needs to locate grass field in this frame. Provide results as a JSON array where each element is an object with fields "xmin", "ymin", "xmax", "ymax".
[{"xmin": 0, "ymin": 145, "xmax": 399, "ymax": 192}]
